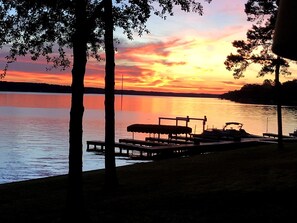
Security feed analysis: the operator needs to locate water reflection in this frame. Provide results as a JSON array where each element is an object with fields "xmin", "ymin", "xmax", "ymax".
[
  {"xmin": 1, "ymin": 92, "xmax": 297, "ymax": 136},
  {"xmin": 0, "ymin": 92, "xmax": 297, "ymax": 183},
  {"xmin": 0, "ymin": 92, "xmax": 71, "ymax": 108}
]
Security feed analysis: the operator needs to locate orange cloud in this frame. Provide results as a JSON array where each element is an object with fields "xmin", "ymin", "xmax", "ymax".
[
  {"xmin": 1, "ymin": 35, "xmax": 257, "ymax": 95},
  {"xmin": 4, "ymin": 0, "xmax": 295, "ymax": 94},
  {"xmin": 1, "ymin": 34, "xmax": 274, "ymax": 95}
]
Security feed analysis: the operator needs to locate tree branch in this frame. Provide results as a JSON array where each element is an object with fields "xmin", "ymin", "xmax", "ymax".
[{"xmin": 86, "ymin": 0, "xmax": 105, "ymax": 35}]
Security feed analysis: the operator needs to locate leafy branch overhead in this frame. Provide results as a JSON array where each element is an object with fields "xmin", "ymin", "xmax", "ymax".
[
  {"xmin": 224, "ymin": 0, "xmax": 290, "ymax": 79},
  {"xmin": 0, "ymin": 0, "xmax": 212, "ymax": 77}
]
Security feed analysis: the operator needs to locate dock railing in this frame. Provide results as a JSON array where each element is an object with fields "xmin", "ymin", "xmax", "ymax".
[{"xmin": 158, "ymin": 116, "xmax": 207, "ymax": 139}]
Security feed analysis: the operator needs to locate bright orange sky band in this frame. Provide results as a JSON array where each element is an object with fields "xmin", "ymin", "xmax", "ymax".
[{"xmin": 1, "ymin": 0, "xmax": 296, "ymax": 94}]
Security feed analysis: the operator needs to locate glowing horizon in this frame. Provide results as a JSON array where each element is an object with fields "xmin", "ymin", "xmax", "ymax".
[{"xmin": 1, "ymin": 0, "xmax": 296, "ymax": 94}]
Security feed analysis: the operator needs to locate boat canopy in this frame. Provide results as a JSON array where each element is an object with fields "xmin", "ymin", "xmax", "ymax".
[{"xmin": 127, "ymin": 124, "xmax": 192, "ymax": 135}]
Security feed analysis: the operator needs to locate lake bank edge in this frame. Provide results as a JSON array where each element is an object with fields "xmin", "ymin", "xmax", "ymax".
[{"xmin": 0, "ymin": 142, "xmax": 297, "ymax": 222}]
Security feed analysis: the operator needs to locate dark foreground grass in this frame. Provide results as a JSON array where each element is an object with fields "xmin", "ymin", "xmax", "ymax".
[{"xmin": 1, "ymin": 142, "xmax": 297, "ymax": 223}]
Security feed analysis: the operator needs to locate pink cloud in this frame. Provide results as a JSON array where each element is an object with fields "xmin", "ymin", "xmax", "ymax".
[{"xmin": 1, "ymin": 13, "xmax": 253, "ymax": 94}]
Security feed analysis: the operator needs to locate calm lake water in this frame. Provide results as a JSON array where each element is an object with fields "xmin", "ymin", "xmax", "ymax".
[{"xmin": 0, "ymin": 92, "xmax": 297, "ymax": 184}]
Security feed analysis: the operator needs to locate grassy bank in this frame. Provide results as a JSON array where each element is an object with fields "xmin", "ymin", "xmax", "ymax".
[{"xmin": 1, "ymin": 142, "xmax": 297, "ymax": 222}]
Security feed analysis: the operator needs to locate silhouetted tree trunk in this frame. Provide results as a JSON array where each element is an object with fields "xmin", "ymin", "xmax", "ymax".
[
  {"xmin": 66, "ymin": 0, "xmax": 87, "ymax": 220},
  {"xmin": 104, "ymin": 0, "xmax": 118, "ymax": 188},
  {"xmin": 275, "ymin": 56, "xmax": 283, "ymax": 149}
]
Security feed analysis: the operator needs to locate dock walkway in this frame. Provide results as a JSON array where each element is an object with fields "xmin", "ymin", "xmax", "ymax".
[
  {"xmin": 263, "ymin": 133, "xmax": 293, "ymax": 139},
  {"xmin": 86, "ymin": 139, "xmax": 193, "ymax": 158},
  {"xmin": 86, "ymin": 138, "xmax": 265, "ymax": 160},
  {"xmin": 145, "ymin": 137, "xmax": 194, "ymax": 145},
  {"xmin": 118, "ymin": 138, "xmax": 165, "ymax": 146}
]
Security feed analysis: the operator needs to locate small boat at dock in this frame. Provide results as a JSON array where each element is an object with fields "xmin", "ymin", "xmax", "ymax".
[{"xmin": 193, "ymin": 122, "xmax": 261, "ymax": 141}]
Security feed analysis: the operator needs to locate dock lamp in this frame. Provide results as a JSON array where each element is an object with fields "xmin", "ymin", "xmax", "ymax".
[{"xmin": 272, "ymin": 0, "xmax": 297, "ymax": 61}]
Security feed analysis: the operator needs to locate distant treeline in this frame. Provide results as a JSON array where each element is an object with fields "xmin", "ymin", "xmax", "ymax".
[
  {"xmin": 0, "ymin": 81, "xmax": 73, "ymax": 93},
  {"xmin": 0, "ymin": 81, "xmax": 219, "ymax": 98},
  {"xmin": 221, "ymin": 79, "xmax": 297, "ymax": 106}
]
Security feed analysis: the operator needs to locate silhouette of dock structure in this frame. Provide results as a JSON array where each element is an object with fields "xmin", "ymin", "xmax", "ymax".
[
  {"xmin": 86, "ymin": 116, "xmax": 270, "ymax": 159},
  {"xmin": 86, "ymin": 138, "xmax": 265, "ymax": 159}
]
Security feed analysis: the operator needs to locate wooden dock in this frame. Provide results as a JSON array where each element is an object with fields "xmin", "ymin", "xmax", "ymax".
[
  {"xmin": 86, "ymin": 138, "xmax": 266, "ymax": 160},
  {"xmin": 86, "ymin": 116, "xmax": 278, "ymax": 160},
  {"xmin": 145, "ymin": 137, "xmax": 194, "ymax": 145},
  {"xmin": 263, "ymin": 133, "xmax": 294, "ymax": 139},
  {"xmin": 86, "ymin": 139, "xmax": 194, "ymax": 159}
]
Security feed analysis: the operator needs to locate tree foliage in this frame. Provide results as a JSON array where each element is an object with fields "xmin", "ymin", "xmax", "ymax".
[
  {"xmin": 224, "ymin": 0, "xmax": 290, "ymax": 79},
  {"xmin": 221, "ymin": 79, "xmax": 297, "ymax": 105},
  {"xmin": 1, "ymin": 0, "xmax": 211, "ymax": 75}
]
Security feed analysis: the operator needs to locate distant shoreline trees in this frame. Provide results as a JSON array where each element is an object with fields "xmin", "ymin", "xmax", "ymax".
[
  {"xmin": 0, "ymin": 81, "xmax": 219, "ymax": 98},
  {"xmin": 221, "ymin": 79, "xmax": 297, "ymax": 106}
]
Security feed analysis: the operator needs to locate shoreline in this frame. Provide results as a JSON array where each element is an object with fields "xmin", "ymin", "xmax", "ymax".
[
  {"xmin": 0, "ymin": 81, "xmax": 220, "ymax": 98},
  {"xmin": 0, "ymin": 157, "xmax": 148, "ymax": 185},
  {"xmin": 1, "ymin": 142, "xmax": 297, "ymax": 222}
]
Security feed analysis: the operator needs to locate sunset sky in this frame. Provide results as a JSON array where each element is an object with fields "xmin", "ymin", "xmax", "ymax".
[{"xmin": 1, "ymin": 0, "xmax": 296, "ymax": 94}]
